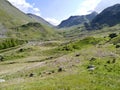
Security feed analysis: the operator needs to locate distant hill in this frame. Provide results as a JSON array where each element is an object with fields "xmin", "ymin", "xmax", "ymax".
[
  {"xmin": 89, "ymin": 4, "xmax": 120, "ymax": 30},
  {"xmin": 58, "ymin": 12, "xmax": 97, "ymax": 28},
  {"xmin": 10, "ymin": 22, "xmax": 60, "ymax": 40},
  {"xmin": 27, "ymin": 13, "xmax": 53, "ymax": 27},
  {"xmin": 0, "ymin": 0, "xmax": 60, "ymax": 40}
]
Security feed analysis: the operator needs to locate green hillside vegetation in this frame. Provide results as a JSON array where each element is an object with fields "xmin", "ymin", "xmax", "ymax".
[
  {"xmin": 1, "ymin": 1, "xmax": 120, "ymax": 90},
  {"xmin": 1, "ymin": 27, "xmax": 120, "ymax": 89},
  {"xmin": 0, "ymin": 0, "xmax": 34, "ymax": 28},
  {"xmin": 0, "ymin": 38, "xmax": 26, "ymax": 50},
  {"xmin": 59, "ymin": 24, "xmax": 120, "ymax": 40},
  {"xmin": 0, "ymin": 0, "xmax": 60, "ymax": 40},
  {"xmin": 8, "ymin": 22, "xmax": 61, "ymax": 40},
  {"xmin": 110, "ymin": 34, "xmax": 120, "ymax": 44},
  {"xmin": 0, "ymin": 11, "xmax": 120, "ymax": 90},
  {"xmin": 58, "ymin": 25, "xmax": 86, "ymax": 39}
]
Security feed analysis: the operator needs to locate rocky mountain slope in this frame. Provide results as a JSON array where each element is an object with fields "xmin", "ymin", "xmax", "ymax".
[
  {"xmin": 58, "ymin": 12, "xmax": 97, "ymax": 28},
  {"xmin": 90, "ymin": 4, "xmax": 120, "ymax": 29}
]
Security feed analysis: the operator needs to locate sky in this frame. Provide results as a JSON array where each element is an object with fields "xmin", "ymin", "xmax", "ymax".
[
  {"xmin": 8, "ymin": 0, "xmax": 120, "ymax": 25},
  {"xmin": 95, "ymin": 0, "xmax": 120, "ymax": 13}
]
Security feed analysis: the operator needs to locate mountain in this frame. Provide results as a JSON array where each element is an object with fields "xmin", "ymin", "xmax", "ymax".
[
  {"xmin": 95, "ymin": 0, "xmax": 120, "ymax": 13},
  {"xmin": 0, "ymin": 0, "xmax": 35, "ymax": 28},
  {"xmin": 27, "ymin": 13, "xmax": 53, "ymax": 27},
  {"xmin": 90, "ymin": 4, "xmax": 120, "ymax": 29},
  {"xmin": 0, "ymin": 0, "xmax": 60, "ymax": 40},
  {"xmin": 58, "ymin": 12, "xmax": 97, "ymax": 28}
]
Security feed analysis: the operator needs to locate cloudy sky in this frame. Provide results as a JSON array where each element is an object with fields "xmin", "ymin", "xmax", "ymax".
[
  {"xmin": 95, "ymin": 0, "xmax": 120, "ymax": 13},
  {"xmin": 8, "ymin": 0, "xmax": 120, "ymax": 25}
]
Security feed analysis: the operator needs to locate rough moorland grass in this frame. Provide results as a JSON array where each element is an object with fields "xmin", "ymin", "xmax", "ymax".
[
  {"xmin": 43, "ymin": 37, "xmax": 103, "ymax": 57},
  {"xmin": 2, "ymin": 56, "xmax": 120, "ymax": 90},
  {"xmin": 0, "ymin": 36, "xmax": 120, "ymax": 90}
]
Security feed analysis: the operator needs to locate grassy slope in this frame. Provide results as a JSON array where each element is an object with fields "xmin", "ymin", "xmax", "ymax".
[
  {"xmin": 7, "ymin": 22, "xmax": 62, "ymax": 40},
  {"xmin": 0, "ymin": 0, "xmax": 61, "ymax": 40},
  {"xmin": 0, "ymin": 0, "xmax": 34, "ymax": 28},
  {"xmin": 0, "ymin": 27, "xmax": 120, "ymax": 89},
  {"xmin": 59, "ymin": 24, "xmax": 120, "ymax": 40}
]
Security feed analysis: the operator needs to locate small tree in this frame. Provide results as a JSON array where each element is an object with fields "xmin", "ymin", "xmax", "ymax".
[{"xmin": 109, "ymin": 33, "xmax": 117, "ymax": 39}]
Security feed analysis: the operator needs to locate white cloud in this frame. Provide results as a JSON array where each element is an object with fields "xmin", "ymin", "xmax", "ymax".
[
  {"xmin": 8, "ymin": 0, "xmax": 41, "ymax": 16},
  {"xmin": 7, "ymin": 0, "xmax": 59, "ymax": 25},
  {"xmin": 95, "ymin": 0, "xmax": 120, "ymax": 13},
  {"xmin": 45, "ymin": 18, "xmax": 60, "ymax": 26},
  {"xmin": 33, "ymin": 8, "xmax": 40, "ymax": 12},
  {"xmin": 76, "ymin": 0, "xmax": 101, "ymax": 15}
]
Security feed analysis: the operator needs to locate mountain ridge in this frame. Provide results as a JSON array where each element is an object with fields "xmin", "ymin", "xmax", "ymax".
[
  {"xmin": 89, "ymin": 4, "xmax": 120, "ymax": 30},
  {"xmin": 0, "ymin": 0, "xmax": 35, "ymax": 28},
  {"xmin": 0, "ymin": 0, "xmax": 60, "ymax": 40},
  {"xmin": 27, "ymin": 13, "xmax": 54, "ymax": 27},
  {"xmin": 58, "ymin": 12, "xmax": 98, "ymax": 28}
]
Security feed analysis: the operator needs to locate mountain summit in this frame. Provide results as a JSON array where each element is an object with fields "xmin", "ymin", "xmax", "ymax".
[
  {"xmin": 58, "ymin": 12, "xmax": 97, "ymax": 28},
  {"xmin": 90, "ymin": 4, "xmax": 120, "ymax": 29}
]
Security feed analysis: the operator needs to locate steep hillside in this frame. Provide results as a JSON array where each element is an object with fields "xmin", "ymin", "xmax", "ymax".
[
  {"xmin": 0, "ymin": 0, "xmax": 35, "ymax": 28},
  {"xmin": 0, "ymin": 0, "xmax": 60, "ymax": 40},
  {"xmin": 9, "ymin": 22, "xmax": 61, "ymax": 40},
  {"xmin": 58, "ymin": 12, "xmax": 97, "ymax": 28},
  {"xmin": 27, "ymin": 13, "xmax": 53, "ymax": 27},
  {"xmin": 90, "ymin": 4, "xmax": 120, "ymax": 29}
]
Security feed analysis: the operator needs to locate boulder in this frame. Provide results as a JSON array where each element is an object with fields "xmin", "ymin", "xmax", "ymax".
[
  {"xmin": 0, "ymin": 79, "xmax": 5, "ymax": 83},
  {"xmin": 75, "ymin": 54, "xmax": 80, "ymax": 57},
  {"xmin": 87, "ymin": 65, "xmax": 95, "ymax": 71},
  {"xmin": 0, "ymin": 55, "xmax": 4, "ymax": 61},
  {"xmin": 58, "ymin": 67, "xmax": 63, "ymax": 72},
  {"xmin": 29, "ymin": 73, "xmax": 34, "ymax": 77}
]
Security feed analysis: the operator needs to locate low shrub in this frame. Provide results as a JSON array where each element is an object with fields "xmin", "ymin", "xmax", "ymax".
[{"xmin": 0, "ymin": 38, "xmax": 26, "ymax": 50}]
